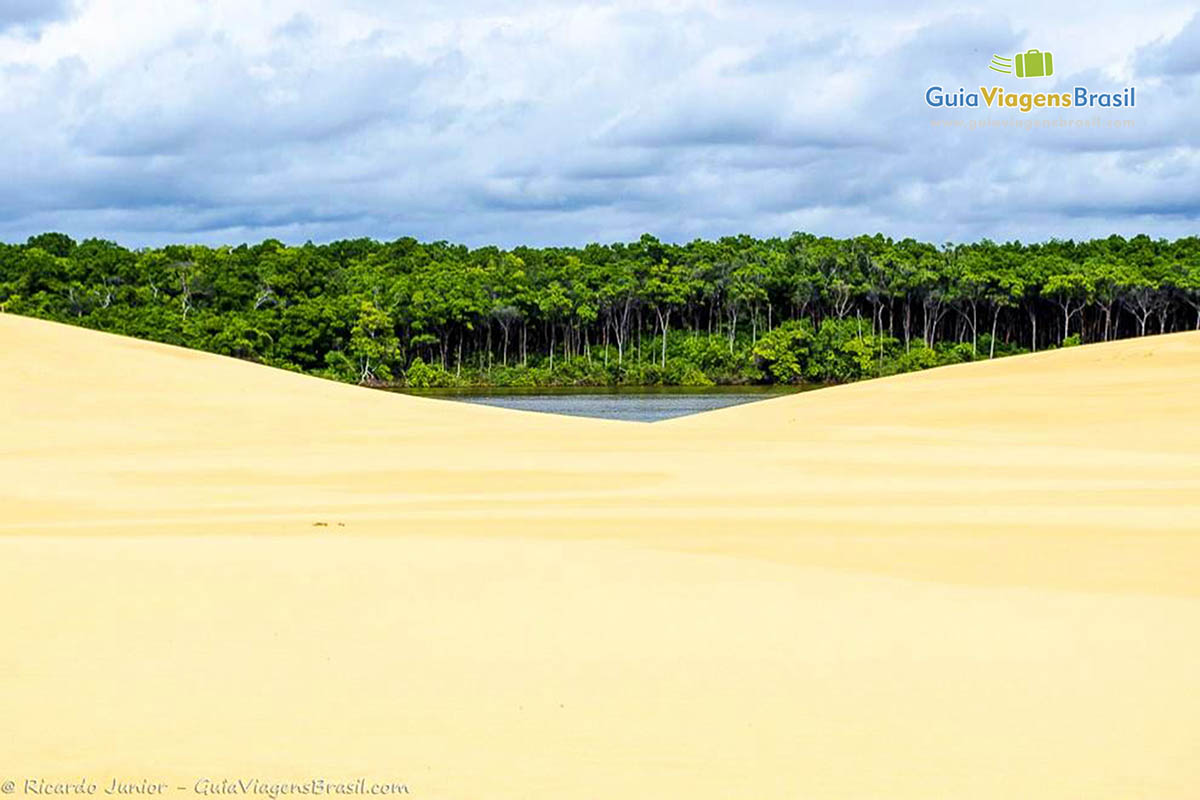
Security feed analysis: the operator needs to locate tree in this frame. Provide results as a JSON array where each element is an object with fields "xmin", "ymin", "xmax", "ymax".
[
  {"xmin": 1122, "ymin": 276, "xmax": 1163, "ymax": 337},
  {"xmin": 1042, "ymin": 262, "xmax": 1094, "ymax": 344},
  {"xmin": 644, "ymin": 258, "xmax": 689, "ymax": 368},
  {"xmin": 752, "ymin": 322, "xmax": 811, "ymax": 383},
  {"xmin": 348, "ymin": 301, "xmax": 400, "ymax": 383},
  {"xmin": 26, "ymin": 232, "xmax": 76, "ymax": 258},
  {"xmin": 1178, "ymin": 259, "xmax": 1200, "ymax": 330},
  {"xmin": 5, "ymin": 229, "xmax": 1199, "ymax": 391}
]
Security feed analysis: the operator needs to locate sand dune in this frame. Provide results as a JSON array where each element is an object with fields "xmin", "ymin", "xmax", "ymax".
[{"xmin": 2, "ymin": 312, "xmax": 1199, "ymax": 799}]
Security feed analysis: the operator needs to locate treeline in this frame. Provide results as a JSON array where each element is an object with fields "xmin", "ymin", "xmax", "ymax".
[{"xmin": 1, "ymin": 231, "xmax": 1198, "ymax": 387}]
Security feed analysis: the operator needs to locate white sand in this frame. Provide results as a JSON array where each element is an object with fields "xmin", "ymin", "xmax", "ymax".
[{"xmin": 2, "ymin": 313, "xmax": 1198, "ymax": 799}]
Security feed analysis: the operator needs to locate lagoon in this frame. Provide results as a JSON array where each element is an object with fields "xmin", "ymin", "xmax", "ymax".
[{"xmin": 394, "ymin": 385, "xmax": 813, "ymax": 422}]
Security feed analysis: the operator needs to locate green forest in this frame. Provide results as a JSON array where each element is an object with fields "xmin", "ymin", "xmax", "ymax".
[{"xmin": 2, "ymin": 231, "xmax": 1198, "ymax": 388}]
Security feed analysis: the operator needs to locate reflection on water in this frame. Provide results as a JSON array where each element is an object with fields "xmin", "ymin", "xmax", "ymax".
[{"xmin": 394, "ymin": 386, "xmax": 813, "ymax": 422}]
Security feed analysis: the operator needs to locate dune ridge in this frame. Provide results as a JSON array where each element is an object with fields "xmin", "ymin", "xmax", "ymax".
[{"xmin": 2, "ymin": 312, "xmax": 1199, "ymax": 799}]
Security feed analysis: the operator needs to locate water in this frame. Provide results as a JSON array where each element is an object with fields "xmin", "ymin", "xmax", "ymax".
[{"xmin": 395, "ymin": 386, "xmax": 813, "ymax": 422}]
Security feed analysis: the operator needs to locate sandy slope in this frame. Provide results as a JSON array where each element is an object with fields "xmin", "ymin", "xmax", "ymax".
[{"xmin": 2, "ymin": 312, "xmax": 1198, "ymax": 799}]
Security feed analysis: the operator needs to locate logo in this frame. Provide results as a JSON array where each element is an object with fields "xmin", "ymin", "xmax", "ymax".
[
  {"xmin": 924, "ymin": 47, "xmax": 1136, "ymax": 114},
  {"xmin": 989, "ymin": 49, "xmax": 1054, "ymax": 78}
]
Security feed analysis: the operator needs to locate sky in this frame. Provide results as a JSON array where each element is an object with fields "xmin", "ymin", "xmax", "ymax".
[{"xmin": 0, "ymin": 0, "xmax": 1198, "ymax": 248}]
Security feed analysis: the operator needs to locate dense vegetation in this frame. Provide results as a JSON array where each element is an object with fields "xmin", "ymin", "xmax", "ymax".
[{"xmin": 2, "ymin": 232, "xmax": 1198, "ymax": 388}]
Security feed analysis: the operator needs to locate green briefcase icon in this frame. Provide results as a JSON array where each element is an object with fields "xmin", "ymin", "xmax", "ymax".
[{"xmin": 1014, "ymin": 49, "xmax": 1053, "ymax": 78}]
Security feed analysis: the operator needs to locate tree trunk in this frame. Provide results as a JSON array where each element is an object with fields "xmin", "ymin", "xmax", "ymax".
[{"xmin": 656, "ymin": 308, "xmax": 671, "ymax": 368}]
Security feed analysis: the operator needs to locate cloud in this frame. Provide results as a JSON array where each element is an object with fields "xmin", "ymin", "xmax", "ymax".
[
  {"xmin": 0, "ymin": 0, "xmax": 1197, "ymax": 248},
  {"xmin": 1136, "ymin": 12, "xmax": 1200, "ymax": 76},
  {"xmin": 273, "ymin": 13, "xmax": 315, "ymax": 39},
  {"xmin": 0, "ymin": 0, "xmax": 75, "ymax": 33},
  {"xmin": 731, "ymin": 33, "xmax": 851, "ymax": 76}
]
